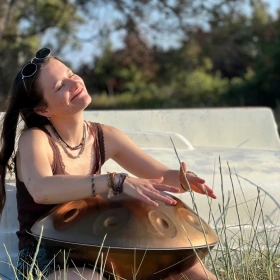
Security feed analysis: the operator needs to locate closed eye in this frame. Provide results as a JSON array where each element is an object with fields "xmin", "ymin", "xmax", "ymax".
[
  {"xmin": 69, "ymin": 72, "xmax": 75, "ymax": 78},
  {"xmin": 54, "ymin": 70, "xmax": 76, "ymax": 92},
  {"xmin": 56, "ymin": 84, "xmax": 64, "ymax": 91}
]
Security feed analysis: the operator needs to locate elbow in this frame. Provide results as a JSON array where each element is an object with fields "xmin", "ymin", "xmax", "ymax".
[
  {"xmin": 28, "ymin": 184, "xmax": 50, "ymax": 205},
  {"xmin": 32, "ymin": 192, "xmax": 48, "ymax": 204}
]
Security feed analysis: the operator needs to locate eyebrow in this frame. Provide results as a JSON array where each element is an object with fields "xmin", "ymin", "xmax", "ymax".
[{"xmin": 52, "ymin": 68, "xmax": 72, "ymax": 89}]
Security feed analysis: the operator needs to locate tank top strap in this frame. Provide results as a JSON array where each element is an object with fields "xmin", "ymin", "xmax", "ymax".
[
  {"xmin": 38, "ymin": 126, "xmax": 65, "ymax": 174},
  {"xmin": 87, "ymin": 122, "xmax": 105, "ymax": 174}
]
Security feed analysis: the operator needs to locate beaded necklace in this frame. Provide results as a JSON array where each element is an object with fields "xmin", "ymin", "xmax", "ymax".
[
  {"xmin": 50, "ymin": 122, "xmax": 86, "ymax": 159},
  {"xmin": 49, "ymin": 122, "xmax": 85, "ymax": 150}
]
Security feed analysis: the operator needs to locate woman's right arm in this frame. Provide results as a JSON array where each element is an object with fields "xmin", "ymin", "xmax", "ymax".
[
  {"xmin": 17, "ymin": 128, "xmax": 108, "ymax": 204},
  {"xmin": 17, "ymin": 129, "xmax": 178, "ymax": 206}
]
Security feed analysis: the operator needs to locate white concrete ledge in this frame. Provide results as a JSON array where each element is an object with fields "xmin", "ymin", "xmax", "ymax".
[{"xmin": 84, "ymin": 107, "xmax": 280, "ymax": 150}]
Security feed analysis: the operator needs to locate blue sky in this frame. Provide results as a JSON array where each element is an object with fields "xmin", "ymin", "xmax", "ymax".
[{"xmin": 43, "ymin": 0, "xmax": 280, "ymax": 69}]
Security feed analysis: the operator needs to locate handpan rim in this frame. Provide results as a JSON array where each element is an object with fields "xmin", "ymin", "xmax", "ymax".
[{"xmin": 29, "ymin": 231, "xmax": 218, "ymax": 250}]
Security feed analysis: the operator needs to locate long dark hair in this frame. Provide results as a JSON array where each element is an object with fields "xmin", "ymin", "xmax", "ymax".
[{"xmin": 0, "ymin": 56, "xmax": 55, "ymax": 216}]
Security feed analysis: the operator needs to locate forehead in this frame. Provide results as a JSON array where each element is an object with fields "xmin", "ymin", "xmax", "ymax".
[{"xmin": 38, "ymin": 59, "xmax": 68, "ymax": 89}]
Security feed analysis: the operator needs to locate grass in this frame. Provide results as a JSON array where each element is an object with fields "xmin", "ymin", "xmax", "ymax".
[
  {"xmin": 202, "ymin": 160, "xmax": 280, "ymax": 280},
  {"xmin": 1, "ymin": 157, "xmax": 280, "ymax": 280}
]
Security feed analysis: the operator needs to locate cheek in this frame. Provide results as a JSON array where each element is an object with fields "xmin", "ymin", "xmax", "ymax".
[
  {"xmin": 47, "ymin": 93, "xmax": 69, "ymax": 108},
  {"xmin": 57, "ymin": 90, "xmax": 70, "ymax": 104},
  {"xmin": 59, "ymin": 100, "xmax": 68, "ymax": 107}
]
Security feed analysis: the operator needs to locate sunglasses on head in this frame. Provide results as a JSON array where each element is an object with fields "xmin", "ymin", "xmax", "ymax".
[{"xmin": 21, "ymin": 47, "xmax": 51, "ymax": 93}]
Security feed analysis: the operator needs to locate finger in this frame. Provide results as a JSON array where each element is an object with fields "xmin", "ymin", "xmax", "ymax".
[
  {"xmin": 181, "ymin": 161, "xmax": 187, "ymax": 173},
  {"xmin": 137, "ymin": 192, "xmax": 159, "ymax": 207},
  {"xmin": 209, "ymin": 193, "xmax": 217, "ymax": 199},
  {"xmin": 144, "ymin": 190, "xmax": 177, "ymax": 205},
  {"xmin": 153, "ymin": 184, "xmax": 180, "ymax": 193},
  {"xmin": 203, "ymin": 189, "xmax": 216, "ymax": 199},
  {"xmin": 188, "ymin": 175, "xmax": 205, "ymax": 184},
  {"xmin": 148, "ymin": 177, "xmax": 164, "ymax": 184},
  {"xmin": 197, "ymin": 184, "xmax": 217, "ymax": 199},
  {"xmin": 204, "ymin": 186, "xmax": 216, "ymax": 199}
]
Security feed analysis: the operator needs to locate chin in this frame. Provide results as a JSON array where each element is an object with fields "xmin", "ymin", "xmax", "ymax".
[
  {"xmin": 84, "ymin": 94, "xmax": 92, "ymax": 108},
  {"xmin": 78, "ymin": 93, "xmax": 92, "ymax": 109}
]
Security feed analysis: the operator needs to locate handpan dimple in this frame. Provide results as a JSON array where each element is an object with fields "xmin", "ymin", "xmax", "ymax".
[
  {"xmin": 148, "ymin": 210, "xmax": 177, "ymax": 238},
  {"xmin": 53, "ymin": 200, "xmax": 88, "ymax": 231},
  {"xmin": 63, "ymin": 208, "xmax": 79, "ymax": 222},
  {"xmin": 177, "ymin": 208, "xmax": 209, "ymax": 234},
  {"xmin": 104, "ymin": 216, "xmax": 119, "ymax": 227},
  {"xmin": 93, "ymin": 207, "xmax": 130, "ymax": 235}
]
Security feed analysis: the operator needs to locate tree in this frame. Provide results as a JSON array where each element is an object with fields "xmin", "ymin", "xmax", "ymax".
[
  {"xmin": 224, "ymin": 0, "xmax": 280, "ymax": 108},
  {"xmin": 0, "ymin": 0, "xmax": 82, "ymax": 103},
  {"xmin": 82, "ymin": 31, "xmax": 158, "ymax": 95}
]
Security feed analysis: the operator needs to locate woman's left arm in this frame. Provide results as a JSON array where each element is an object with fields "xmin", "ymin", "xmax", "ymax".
[{"xmin": 102, "ymin": 125, "xmax": 216, "ymax": 199}]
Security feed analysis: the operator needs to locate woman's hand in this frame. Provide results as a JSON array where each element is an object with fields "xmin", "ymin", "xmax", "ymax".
[
  {"xmin": 122, "ymin": 176, "xmax": 180, "ymax": 207},
  {"xmin": 179, "ymin": 162, "xmax": 216, "ymax": 199}
]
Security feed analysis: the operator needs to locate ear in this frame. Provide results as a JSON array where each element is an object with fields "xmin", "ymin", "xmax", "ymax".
[{"xmin": 34, "ymin": 106, "xmax": 51, "ymax": 118}]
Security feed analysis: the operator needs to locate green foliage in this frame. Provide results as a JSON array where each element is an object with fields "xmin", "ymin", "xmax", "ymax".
[
  {"xmin": 224, "ymin": 8, "xmax": 280, "ymax": 108},
  {"xmin": 86, "ymin": 41, "xmax": 229, "ymax": 109},
  {"xmin": 180, "ymin": 68, "xmax": 229, "ymax": 106},
  {"xmin": 0, "ymin": 0, "xmax": 82, "ymax": 102}
]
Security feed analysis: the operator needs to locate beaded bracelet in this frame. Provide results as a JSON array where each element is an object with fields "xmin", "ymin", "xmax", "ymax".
[
  {"xmin": 107, "ymin": 172, "xmax": 128, "ymax": 199},
  {"xmin": 107, "ymin": 172, "xmax": 116, "ymax": 199},
  {"xmin": 115, "ymin": 173, "xmax": 128, "ymax": 195}
]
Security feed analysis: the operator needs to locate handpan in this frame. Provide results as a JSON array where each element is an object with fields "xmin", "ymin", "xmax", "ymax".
[{"xmin": 31, "ymin": 194, "xmax": 218, "ymax": 279}]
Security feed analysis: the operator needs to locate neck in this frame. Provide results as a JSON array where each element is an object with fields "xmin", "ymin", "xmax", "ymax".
[{"xmin": 49, "ymin": 115, "xmax": 85, "ymax": 147}]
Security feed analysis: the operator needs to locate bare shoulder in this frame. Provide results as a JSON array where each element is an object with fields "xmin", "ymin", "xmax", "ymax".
[
  {"xmin": 18, "ymin": 127, "xmax": 49, "ymax": 149},
  {"xmin": 100, "ymin": 123, "xmax": 119, "ymax": 133},
  {"xmin": 17, "ymin": 127, "xmax": 54, "ymax": 184},
  {"xmin": 99, "ymin": 124, "xmax": 131, "ymax": 160},
  {"xmin": 100, "ymin": 124, "xmax": 127, "ymax": 142}
]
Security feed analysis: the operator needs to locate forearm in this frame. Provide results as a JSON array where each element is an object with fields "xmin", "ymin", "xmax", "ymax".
[
  {"xmin": 161, "ymin": 169, "xmax": 184, "ymax": 192},
  {"xmin": 27, "ymin": 174, "xmax": 108, "ymax": 204},
  {"xmin": 162, "ymin": 169, "xmax": 200, "ymax": 193}
]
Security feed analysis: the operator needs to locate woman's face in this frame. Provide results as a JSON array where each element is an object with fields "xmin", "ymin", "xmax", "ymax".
[{"xmin": 38, "ymin": 58, "xmax": 92, "ymax": 118}]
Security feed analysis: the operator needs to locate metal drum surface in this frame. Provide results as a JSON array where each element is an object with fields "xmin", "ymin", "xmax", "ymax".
[{"xmin": 31, "ymin": 194, "xmax": 218, "ymax": 279}]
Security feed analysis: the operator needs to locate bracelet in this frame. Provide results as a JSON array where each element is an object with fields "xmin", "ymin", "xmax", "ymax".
[
  {"xmin": 115, "ymin": 173, "xmax": 128, "ymax": 195},
  {"xmin": 186, "ymin": 171, "xmax": 197, "ymax": 177},
  {"xmin": 180, "ymin": 170, "xmax": 197, "ymax": 191},
  {"xmin": 91, "ymin": 174, "xmax": 96, "ymax": 196},
  {"xmin": 107, "ymin": 172, "xmax": 116, "ymax": 199},
  {"xmin": 107, "ymin": 172, "xmax": 128, "ymax": 199},
  {"xmin": 180, "ymin": 183, "xmax": 190, "ymax": 191}
]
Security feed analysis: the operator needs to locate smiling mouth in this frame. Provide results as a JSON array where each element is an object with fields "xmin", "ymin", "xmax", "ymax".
[{"xmin": 71, "ymin": 88, "xmax": 83, "ymax": 101}]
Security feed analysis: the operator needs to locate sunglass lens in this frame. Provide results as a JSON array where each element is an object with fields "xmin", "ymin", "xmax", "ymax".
[
  {"xmin": 22, "ymin": 63, "xmax": 37, "ymax": 77},
  {"xmin": 35, "ymin": 48, "xmax": 51, "ymax": 59}
]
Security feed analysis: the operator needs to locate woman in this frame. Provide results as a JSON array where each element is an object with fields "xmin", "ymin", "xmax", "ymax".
[{"xmin": 0, "ymin": 48, "xmax": 216, "ymax": 280}]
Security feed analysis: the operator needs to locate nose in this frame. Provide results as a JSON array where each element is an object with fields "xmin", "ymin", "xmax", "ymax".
[{"xmin": 68, "ymin": 78, "xmax": 80, "ymax": 92}]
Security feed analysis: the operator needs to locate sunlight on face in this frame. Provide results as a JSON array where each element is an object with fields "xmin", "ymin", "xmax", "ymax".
[{"xmin": 38, "ymin": 58, "xmax": 91, "ymax": 117}]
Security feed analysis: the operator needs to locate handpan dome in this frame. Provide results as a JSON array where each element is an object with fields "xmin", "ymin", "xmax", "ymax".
[{"xmin": 31, "ymin": 194, "xmax": 218, "ymax": 279}]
